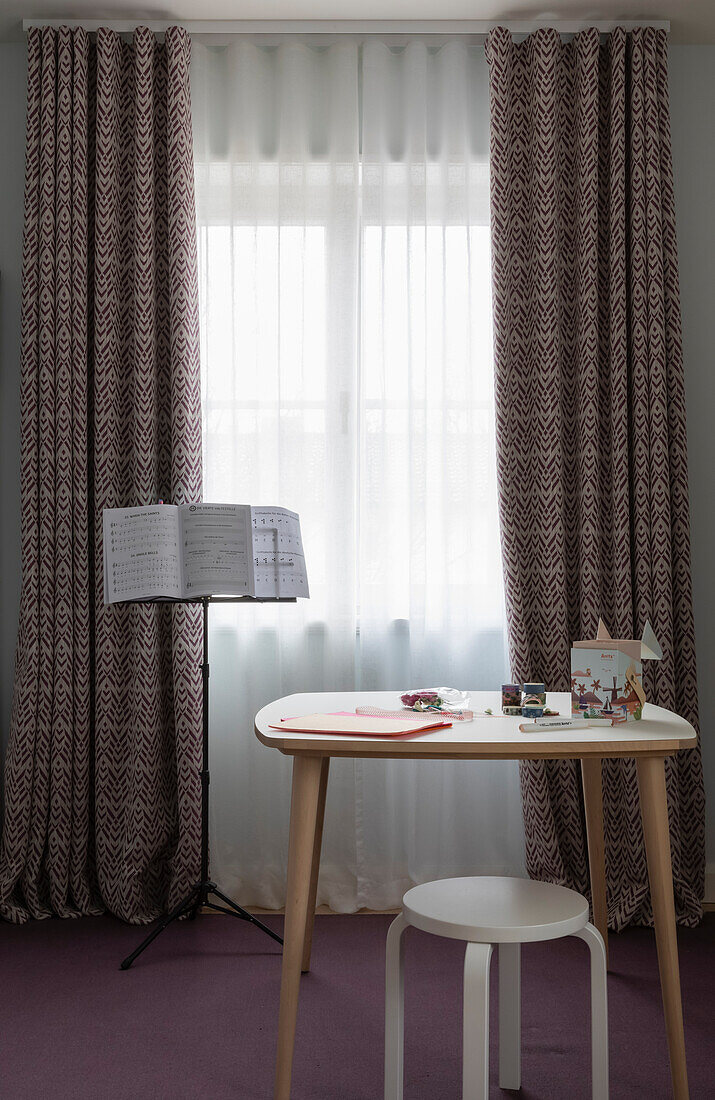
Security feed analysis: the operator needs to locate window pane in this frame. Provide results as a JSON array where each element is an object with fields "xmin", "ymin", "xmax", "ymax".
[{"xmin": 360, "ymin": 224, "xmax": 503, "ymax": 626}]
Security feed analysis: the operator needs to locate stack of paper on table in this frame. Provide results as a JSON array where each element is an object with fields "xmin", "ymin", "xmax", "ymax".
[{"xmin": 270, "ymin": 714, "xmax": 453, "ymax": 737}]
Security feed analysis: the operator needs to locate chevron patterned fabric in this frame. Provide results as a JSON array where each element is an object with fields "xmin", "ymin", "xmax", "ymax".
[
  {"xmin": 0, "ymin": 26, "xmax": 203, "ymax": 924},
  {"xmin": 485, "ymin": 25, "xmax": 705, "ymax": 928}
]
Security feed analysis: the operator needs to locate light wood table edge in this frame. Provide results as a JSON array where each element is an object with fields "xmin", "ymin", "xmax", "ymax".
[
  {"xmin": 254, "ymin": 726, "xmax": 690, "ymax": 761},
  {"xmin": 264, "ymin": 744, "xmax": 686, "ymax": 762}
]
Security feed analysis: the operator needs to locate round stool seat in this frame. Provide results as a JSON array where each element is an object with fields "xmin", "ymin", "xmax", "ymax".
[{"xmin": 402, "ymin": 876, "xmax": 589, "ymax": 943}]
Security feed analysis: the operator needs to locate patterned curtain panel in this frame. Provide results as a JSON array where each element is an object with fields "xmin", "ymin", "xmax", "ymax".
[
  {"xmin": 0, "ymin": 26, "xmax": 203, "ymax": 924},
  {"xmin": 485, "ymin": 26, "xmax": 705, "ymax": 928}
]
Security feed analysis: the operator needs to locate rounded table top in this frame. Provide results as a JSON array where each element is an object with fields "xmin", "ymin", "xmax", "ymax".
[
  {"xmin": 254, "ymin": 691, "xmax": 696, "ymax": 759},
  {"xmin": 402, "ymin": 876, "xmax": 590, "ymax": 943}
]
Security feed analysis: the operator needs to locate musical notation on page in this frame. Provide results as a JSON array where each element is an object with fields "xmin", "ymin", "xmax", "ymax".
[
  {"xmin": 104, "ymin": 505, "xmax": 183, "ymax": 602},
  {"xmin": 102, "ymin": 503, "xmax": 309, "ymax": 604},
  {"xmin": 250, "ymin": 507, "xmax": 308, "ymax": 597}
]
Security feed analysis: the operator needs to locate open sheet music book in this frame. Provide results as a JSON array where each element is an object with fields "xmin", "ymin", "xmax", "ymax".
[{"xmin": 103, "ymin": 503, "xmax": 309, "ymax": 604}]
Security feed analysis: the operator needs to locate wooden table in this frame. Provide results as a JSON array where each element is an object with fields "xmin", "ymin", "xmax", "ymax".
[{"xmin": 254, "ymin": 690, "xmax": 696, "ymax": 1099}]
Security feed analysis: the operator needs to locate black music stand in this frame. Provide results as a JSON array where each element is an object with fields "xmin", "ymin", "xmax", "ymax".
[{"xmin": 120, "ymin": 594, "xmax": 292, "ymax": 970}]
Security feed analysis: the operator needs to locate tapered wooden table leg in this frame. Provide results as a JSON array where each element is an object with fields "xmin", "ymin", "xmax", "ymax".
[
  {"xmin": 302, "ymin": 757, "xmax": 330, "ymax": 972},
  {"xmin": 581, "ymin": 757, "xmax": 609, "ymax": 966},
  {"xmin": 637, "ymin": 755, "xmax": 689, "ymax": 1100},
  {"xmin": 275, "ymin": 754, "xmax": 325, "ymax": 1100}
]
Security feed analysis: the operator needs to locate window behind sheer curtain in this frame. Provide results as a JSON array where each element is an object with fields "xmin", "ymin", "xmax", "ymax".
[{"xmin": 192, "ymin": 38, "xmax": 525, "ymax": 911}]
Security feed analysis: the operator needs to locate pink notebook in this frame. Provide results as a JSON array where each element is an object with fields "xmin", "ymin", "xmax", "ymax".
[{"xmin": 270, "ymin": 713, "xmax": 453, "ymax": 737}]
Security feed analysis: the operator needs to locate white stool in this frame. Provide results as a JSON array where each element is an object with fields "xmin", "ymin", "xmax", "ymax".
[{"xmin": 385, "ymin": 876, "xmax": 608, "ymax": 1100}]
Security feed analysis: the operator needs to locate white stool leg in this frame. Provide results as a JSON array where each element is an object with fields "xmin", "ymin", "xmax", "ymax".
[
  {"xmin": 385, "ymin": 913, "xmax": 409, "ymax": 1100},
  {"xmin": 574, "ymin": 922, "xmax": 609, "ymax": 1100},
  {"xmin": 462, "ymin": 942, "xmax": 493, "ymax": 1100},
  {"xmin": 498, "ymin": 942, "xmax": 521, "ymax": 1090}
]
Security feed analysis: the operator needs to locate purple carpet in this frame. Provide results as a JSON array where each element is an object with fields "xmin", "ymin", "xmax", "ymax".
[{"xmin": 1, "ymin": 911, "xmax": 713, "ymax": 1098}]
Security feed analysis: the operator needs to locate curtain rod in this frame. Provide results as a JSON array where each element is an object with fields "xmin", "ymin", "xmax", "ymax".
[{"xmin": 22, "ymin": 19, "xmax": 671, "ymax": 38}]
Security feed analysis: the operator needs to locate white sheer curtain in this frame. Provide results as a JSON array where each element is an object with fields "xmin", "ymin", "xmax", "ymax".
[{"xmin": 191, "ymin": 37, "xmax": 525, "ymax": 912}]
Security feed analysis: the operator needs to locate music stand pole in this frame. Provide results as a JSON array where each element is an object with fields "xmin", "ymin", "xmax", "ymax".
[{"xmin": 120, "ymin": 595, "xmax": 286, "ymax": 970}]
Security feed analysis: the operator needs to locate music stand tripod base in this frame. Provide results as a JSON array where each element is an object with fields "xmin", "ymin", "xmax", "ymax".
[
  {"xmin": 119, "ymin": 881, "xmax": 283, "ymax": 971},
  {"xmin": 119, "ymin": 595, "xmax": 291, "ymax": 970}
]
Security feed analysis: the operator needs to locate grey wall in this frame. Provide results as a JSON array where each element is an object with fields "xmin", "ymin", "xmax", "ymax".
[
  {"xmin": 0, "ymin": 43, "xmax": 25, "ymax": 760},
  {"xmin": 669, "ymin": 45, "xmax": 715, "ymax": 879},
  {"xmin": 0, "ymin": 41, "xmax": 712, "ymax": 874}
]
